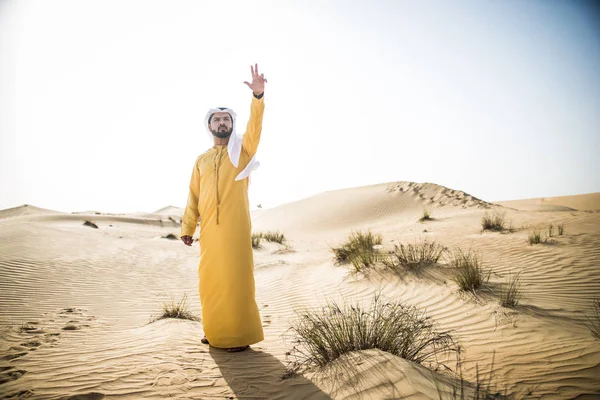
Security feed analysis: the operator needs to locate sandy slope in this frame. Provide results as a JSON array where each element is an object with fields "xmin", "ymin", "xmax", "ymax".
[
  {"xmin": 1, "ymin": 182, "xmax": 599, "ymax": 399},
  {"xmin": 495, "ymin": 192, "xmax": 600, "ymax": 212}
]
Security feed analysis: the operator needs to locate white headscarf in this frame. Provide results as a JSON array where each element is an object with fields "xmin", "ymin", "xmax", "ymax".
[{"xmin": 204, "ymin": 107, "xmax": 260, "ymax": 182}]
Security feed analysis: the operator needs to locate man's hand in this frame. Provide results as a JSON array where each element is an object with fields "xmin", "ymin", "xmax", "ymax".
[
  {"xmin": 181, "ymin": 235, "xmax": 193, "ymax": 246},
  {"xmin": 244, "ymin": 63, "xmax": 267, "ymax": 95}
]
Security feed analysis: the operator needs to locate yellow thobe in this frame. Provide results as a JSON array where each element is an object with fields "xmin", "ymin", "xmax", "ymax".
[{"xmin": 181, "ymin": 95, "xmax": 265, "ymax": 348}]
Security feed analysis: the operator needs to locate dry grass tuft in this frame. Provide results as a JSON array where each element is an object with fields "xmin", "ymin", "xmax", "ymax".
[
  {"xmin": 449, "ymin": 248, "xmax": 490, "ymax": 292},
  {"xmin": 528, "ymin": 230, "xmax": 547, "ymax": 245},
  {"xmin": 481, "ymin": 211, "xmax": 508, "ymax": 232},
  {"xmin": 251, "ymin": 233, "xmax": 262, "ymax": 249},
  {"xmin": 255, "ymin": 231, "xmax": 286, "ymax": 244},
  {"xmin": 420, "ymin": 207, "xmax": 432, "ymax": 222},
  {"xmin": 287, "ymin": 293, "xmax": 456, "ymax": 372},
  {"xmin": 331, "ymin": 230, "xmax": 383, "ymax": 273},
  {"xmin": 382, "ymin": 240, "xmax": 446, "ymax": 273},
  {"xmin": 586, "ymin": 299, "xmax": 600, "ymax": 340},
  {"xmin": 150, "ymin": 294, "xmax": 199, "ymax": 323},
  {"xmin": 500, "ymin": 271, "xmax": 522, "ymax": 308}
]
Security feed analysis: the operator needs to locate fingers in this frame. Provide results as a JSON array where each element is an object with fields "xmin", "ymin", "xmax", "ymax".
[{"xmin": 248, "ymin": 64, "xmax": 267, "ymax": 85}]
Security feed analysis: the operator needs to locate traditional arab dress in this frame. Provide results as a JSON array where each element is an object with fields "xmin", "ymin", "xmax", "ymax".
[{"xmin": 181, "ymin": 94, "xmax": 264, "ymax": 348}]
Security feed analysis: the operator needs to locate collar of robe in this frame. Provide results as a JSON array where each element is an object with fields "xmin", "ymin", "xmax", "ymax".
[{"xmin": 204, "ymin": 107, "xmax": 260, "ymax": 182}]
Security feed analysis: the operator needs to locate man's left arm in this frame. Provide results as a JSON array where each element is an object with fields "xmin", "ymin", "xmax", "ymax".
[
  {"xmin": 242, "ymin": 92, "xmax": 265, "ymax": 159},
  {"xmin": 242, "ymin": 63, "xmax": 267, "ymax": 159}
]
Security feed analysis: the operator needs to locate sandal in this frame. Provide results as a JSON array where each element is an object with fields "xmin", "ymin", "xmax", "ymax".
[
  {"xmin": 227, "ymin": 345, "xmax": 249, "ymax": 353},
  {"xmin": 201, "ymin": 337, "xmax": 209, "ymax": 345}
]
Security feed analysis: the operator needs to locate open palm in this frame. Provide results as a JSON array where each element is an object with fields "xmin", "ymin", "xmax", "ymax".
[{"xmin": 244, "ymin": 63, "xmax": 267, "ymax": 95}]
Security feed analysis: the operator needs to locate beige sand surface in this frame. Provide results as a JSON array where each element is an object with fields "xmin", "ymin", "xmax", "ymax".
[
  {"xmin": 495, "ymin": 192, "xmax": 600, "ymax": 212},
  {"xmin": 1, "ymin": 181, "xmax": 599, "ymax": 399}
]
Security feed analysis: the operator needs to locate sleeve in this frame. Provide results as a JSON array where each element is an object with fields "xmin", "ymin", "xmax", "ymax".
[
  {"xmin": 241, "ymin": 94, "xmax": 265, "ymax": 159},
  {"xmin": 181, "ymin": 158, "xmax": 201, "ymax": 237}
]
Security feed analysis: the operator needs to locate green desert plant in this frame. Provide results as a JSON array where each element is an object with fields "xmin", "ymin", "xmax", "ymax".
[
  {"xmin": 256, "ymin": 230, "xmax": 286, "ymax": 244},
  {"xmin": 586, "ymin": 299, "xmax": 600, "ymax": 340},
  {"xmin": 150, "ymin": 294, "xmax": 199, "ymax": 323},
  {"xmin": 481, "ymin": 211, "xmax": 507, "ymax": 232},
  {"xmin": 349, "ymin": 248, "xmax": 381, "ymax": 273},
  {"xmin": 435, "ymin": 352, "xmax": 508, "ymax": 400},
  {"xmin": 287, "ymin": 293, "xmax": 456, "ymax": 371},
  {"xmin": 251, "ymin": 233, "xmax": 262, "ymax": 249},
  {"xmin": 548, "ymin": 224, "xmax": 554, "ymax": 238},
  {"xmin": 558, "ymin": 223, "xmax": 565, "ymax": 235},
  {"xmin": 449, "ymin": 248, "xmax": 490, "ymax": 292},
  {"xmin": 382, "ymin": 240, "xmax": 447, "ymax": 272},
  {"xmin": 331, "ymin": 230, "xmax": 383, "ymax": 266},
  {"xmin": 161, "ymin": 233, "xmax": 178, "ymax": 240},
  {"xmin": 420, "ymin": 207, "xmax": 432, "ymax": 222},
  {"xmin": 500, "ymin": 271, "xmax": 522, "ymax": 308},
  {"xmin": 528, "ymin": 230, "xmax": 546, "ymax": 245}
]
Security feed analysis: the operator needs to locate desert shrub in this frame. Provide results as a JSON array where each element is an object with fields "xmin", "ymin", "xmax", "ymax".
[
  {"xmin": 500, "ymin": 271, "xmax": 522, "ymax": 308},
  {"xmin": 420, "ymin": 207, "xmax": 432, "ymax": 222},
  {"xmin": 449, "ymin": 248, "xmax": 490, "ymax": 292},
  {"xmin": 548, "ymin": 224, "xmax": 554, "ymax": 238},
  {"xmin": 162, "ymin": 233, "xmax": 178, "ymax": 240},
  {"xmin": 150, "ymin": 294, "xmax": 199, "ymax": 323},
  {"xmin": 434, "ymin": 353, "xmax": 507, "ymax": 400},
  {"xmin": 331, "ymin": 230, "xmax": 383, "ymax": 266},
  {"xmin": 257, "ymin": 230, "xmax": 286, "ymax": 244},
  {"xmin": 481, "ymin": 211, "xmax": 508, "ymax": 232},
  {"xmin": 586, "ymin": 299, "xmax": 600, "ymax": 340},
  {"xmin": 349, "ymin": 248, "xmax": 381, "ymax": 273},
  {"xmin": 528, "ymin": 230, "xmax": 546, "ymax": 245},
  {"xmin": 287, "ymin": 293, "xmax": 456, "ymax": 371},
  {"xmin": 558, "ymin": 224, "xmax": 565, "ymax": 235},
  {"xmin": 382, "ymin": 240, "xmax": 446, "ymax": 272},
  {"xmin": 251, "ymin": 233, "xmax": 262, "ymax": 249}
]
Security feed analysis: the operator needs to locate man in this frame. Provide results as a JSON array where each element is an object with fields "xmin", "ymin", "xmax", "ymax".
[{"xmin": 180, "ymin": 64, "xmax": 267, "ymax": 353}]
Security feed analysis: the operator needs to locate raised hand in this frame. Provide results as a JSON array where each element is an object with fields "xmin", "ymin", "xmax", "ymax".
[{"xmin": 243, "ymin": 63, "xmax": 267, "ymax": 95}]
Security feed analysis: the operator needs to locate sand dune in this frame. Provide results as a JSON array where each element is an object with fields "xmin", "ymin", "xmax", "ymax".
[
  {"xmin": 252, "ymin": 181, "xmax": 496, "ymax": 238},
  {"xmin": 1, "ymin": 182, "xmax": 599, "ymax": 399},
  {"xmin": 495, "ymin": 192, "xmax": 600, "ymax": 212},
  {"xmin": 0, "ymin": 204, "xmax": 62, "ymax": 220}
]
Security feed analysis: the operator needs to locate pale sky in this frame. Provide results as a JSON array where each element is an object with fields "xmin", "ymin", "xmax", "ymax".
[{"xmin": 1, "ymin": 0, "xmax": 599, "ymax": 214}]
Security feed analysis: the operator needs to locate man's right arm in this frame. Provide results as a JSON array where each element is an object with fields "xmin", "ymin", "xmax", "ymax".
[{"xmin": 181, "ymin": 158, "xmax": 201, "ymax": 240}]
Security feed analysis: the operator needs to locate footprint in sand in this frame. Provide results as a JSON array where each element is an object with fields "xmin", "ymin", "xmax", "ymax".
[
  {"xmin": 1, "ymin": 352, "xmax": 28, "ymax": 361},
  {"xmin": 63, "ymin": 393, "xmax": 105, "ymax": 400},
  {"xmin": 0, "ymin": 368, "xmax": 27, "ymax": 385},
  {"xmin": 19, "ymin": 324, "xmax": 45, "ymax": 335},
  {"xmin": 0, "ymin": 308, "xmax": 99, "ymax": 389},
  {"xmin": 62, "ymin": 324, "xmax": 81, "ymax": 331},
  {"xmin": 20, "ymin": 340, "xmax": 42, "ymax": 350},
  {"xmin": 3, "ymin": 389, "xmax": 35, "ymax": 399},
  {"xmin": 262, "ymin": 314, "xmax": 273, "ymax": 328}
]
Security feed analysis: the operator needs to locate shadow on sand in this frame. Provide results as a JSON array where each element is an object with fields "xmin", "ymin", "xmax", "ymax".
[{"xmin": 209, "ymin": 347, "xmax": 332, "ymax": 400}]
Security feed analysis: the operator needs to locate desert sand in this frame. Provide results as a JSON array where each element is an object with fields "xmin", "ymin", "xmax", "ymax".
[{"xmin": 1, "ymin": 182, "xmax": 599, "ymax": 399}]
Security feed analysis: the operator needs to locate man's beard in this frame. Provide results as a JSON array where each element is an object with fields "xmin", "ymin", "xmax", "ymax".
[{"xmin": 210, "ymin": 126, "xmax": 233, "ymax": 139}]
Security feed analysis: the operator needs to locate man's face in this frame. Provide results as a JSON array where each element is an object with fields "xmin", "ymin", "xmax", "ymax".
[{"xmin": 209, "ymin": 112, "xmax": 233, "ymax": 139}]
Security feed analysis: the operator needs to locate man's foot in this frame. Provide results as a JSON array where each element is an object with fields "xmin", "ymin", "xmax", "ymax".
[
  {"xmin": 227, "ymin": 345, "xmax": 249, "ymax": 353},
  {"xmin": 201, "ymin": 336, "xmax": 209, "ymax": 345}
]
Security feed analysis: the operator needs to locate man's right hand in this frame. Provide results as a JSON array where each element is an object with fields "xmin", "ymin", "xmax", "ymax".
[{"xmin": 181, "ymin": 235, "xmax": 193, "ymax": 246}]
